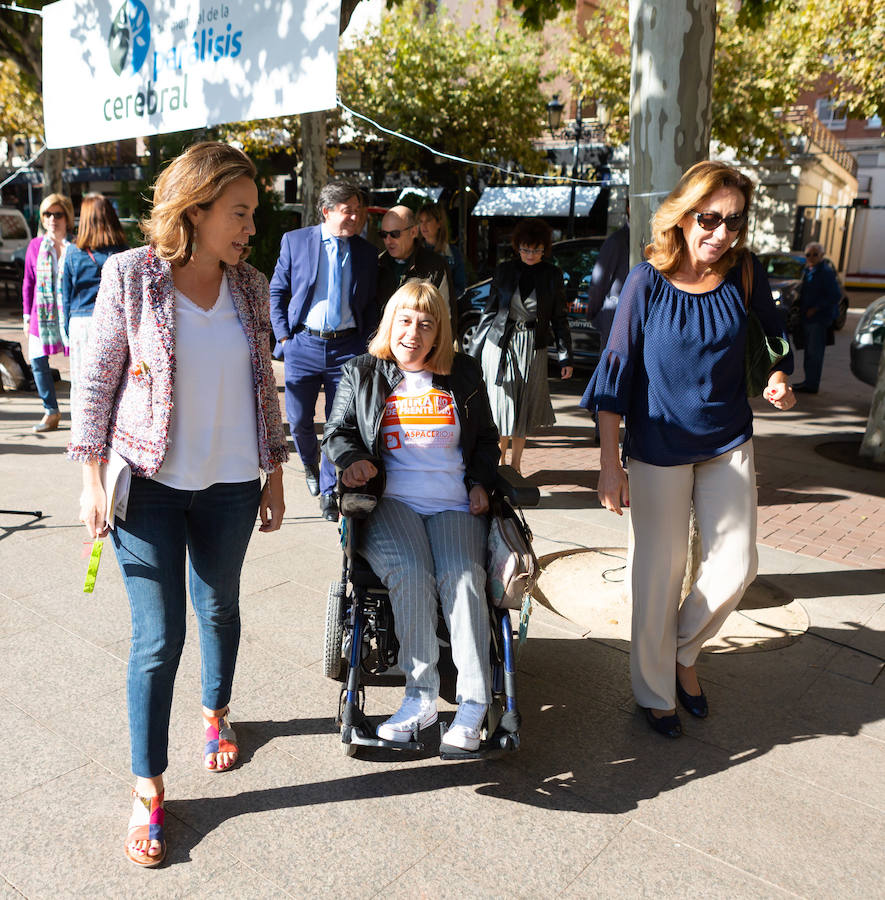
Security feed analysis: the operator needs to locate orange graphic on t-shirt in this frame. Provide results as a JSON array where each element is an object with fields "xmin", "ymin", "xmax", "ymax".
[
  {"xmin": 382, "ymin": 388, "xmax": 455, "ymax": 426},
  {"xmin": 385, "ymin": 432, "xmax": 402, "ymax": 450}
]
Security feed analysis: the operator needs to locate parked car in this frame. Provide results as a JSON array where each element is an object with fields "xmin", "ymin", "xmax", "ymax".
[
  {"xmin": 850, "ymin": 294, "xmax": 885, "ymax": 386},
  {"xmin": 757, "ymin": 251, "xmax": 849, "ymax": 333},
  {"xmin": 456, "ymin": 236, "xmax": 605, "ymax": 370},
  {"xmin": 0, "ymin": 206, "xmax": 32, "ymax": 281}
]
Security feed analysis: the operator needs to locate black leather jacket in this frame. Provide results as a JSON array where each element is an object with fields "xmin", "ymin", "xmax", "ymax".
[
  {"xmin": 476, "ymin": 258, "xmax": 573, "ymax": 366},
  {"xmin": 322, "ymin": 353, "xmax": 500, "ymax": 493}
]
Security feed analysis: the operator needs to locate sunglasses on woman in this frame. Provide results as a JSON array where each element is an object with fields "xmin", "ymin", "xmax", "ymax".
[
  {"xmin": 693, "ymin": 211, "xmax": 747, "ymax": 232},
  {"xmin": 43, "ymin": 210, "xmax": 66, "ymax": 220}
]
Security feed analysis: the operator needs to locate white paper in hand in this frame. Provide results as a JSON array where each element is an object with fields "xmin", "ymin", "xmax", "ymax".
[{"xmin": 101, "ymin": 448, "xmax": 131, "ymax": 529}]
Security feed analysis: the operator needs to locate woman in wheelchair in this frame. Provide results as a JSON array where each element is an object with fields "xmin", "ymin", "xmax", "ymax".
[{"xmin": 323, "ymin": 281, "xmax": 500, "ymax": 752}]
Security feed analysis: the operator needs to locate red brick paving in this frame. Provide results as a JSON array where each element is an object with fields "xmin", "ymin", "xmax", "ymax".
[{"xmin": 519, "ymin": 301, "xmax": 884, "ymax": 569}]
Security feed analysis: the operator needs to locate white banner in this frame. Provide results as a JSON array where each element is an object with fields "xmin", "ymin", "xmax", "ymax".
[{"xmin": 42, "ymin": 0, "xmax": 341, "ymax": 148}]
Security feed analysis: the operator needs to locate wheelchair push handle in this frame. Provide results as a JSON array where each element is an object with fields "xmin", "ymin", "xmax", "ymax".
[{"xmin": 494, "ymin": 465, "xmax": 540, "ymax": 509}]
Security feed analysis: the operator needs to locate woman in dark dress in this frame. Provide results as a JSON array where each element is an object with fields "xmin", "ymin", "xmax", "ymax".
[{"xmin": 476, "ymin": 219, "xmax": 572, "ymax": 473}]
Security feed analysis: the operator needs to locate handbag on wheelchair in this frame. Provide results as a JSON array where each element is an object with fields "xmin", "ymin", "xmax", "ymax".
[{"xmin": 487, "ymin": 495, "xmax": 538, "ymax": 610}]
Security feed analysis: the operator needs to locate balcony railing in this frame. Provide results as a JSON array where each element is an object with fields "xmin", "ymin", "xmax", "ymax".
[{"xmin": 781, "ymin": 106, "xmax": 858, "ymax": 178}]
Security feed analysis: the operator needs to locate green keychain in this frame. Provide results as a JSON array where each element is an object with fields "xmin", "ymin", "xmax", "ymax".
[
  {"xmin": 517, "ymin": 595, "xmax": 533, "ymax": 653},
  {"xmin": 83, "ymin": 541, "xmax": 104, "ymax": 593}
]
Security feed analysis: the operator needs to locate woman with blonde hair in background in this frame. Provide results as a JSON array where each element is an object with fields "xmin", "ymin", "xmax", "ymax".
[
  {"xmin": 418, "ymin": 202, "xmax": 467, "ymax": 297},
  {"xmin": 22, "ymin": 192, "xmax": 74, "ymax": 431}
]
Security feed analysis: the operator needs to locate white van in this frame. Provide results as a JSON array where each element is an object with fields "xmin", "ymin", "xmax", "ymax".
[{"xmin": 0, "ymin": 207, "xmax": 32, "ymax": 280}]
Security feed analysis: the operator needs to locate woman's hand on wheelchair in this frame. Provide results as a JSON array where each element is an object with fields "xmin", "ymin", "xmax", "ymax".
[
  {"xmin": 469, "ymin": 484, "xmax": 489, "ymax": 515},
  {"xmin": 342, "ymin": 459, "xmax": 378, "ymax": 488}
]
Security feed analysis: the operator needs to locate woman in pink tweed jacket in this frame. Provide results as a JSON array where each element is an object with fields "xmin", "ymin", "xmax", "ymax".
[{"xmin": 69, "ymin": 142, "xmax": 288, "ymax": 868}]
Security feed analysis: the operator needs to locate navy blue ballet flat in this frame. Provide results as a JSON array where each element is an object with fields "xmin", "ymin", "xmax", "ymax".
[
  {"xmin": 644, "ymin": 707, "xmax": 682, "ymax": 738},
  {"xmin": 676, "ymin": 679, "xmax": 709, "ymax": 719}
]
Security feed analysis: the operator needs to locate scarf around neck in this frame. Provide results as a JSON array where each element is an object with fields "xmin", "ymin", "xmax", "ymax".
[{"xmin": 34, "ymin": 234, "xmax": 69, "ymax": 355}]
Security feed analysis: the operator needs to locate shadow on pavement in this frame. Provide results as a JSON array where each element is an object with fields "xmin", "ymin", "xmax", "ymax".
[{"xmin": 163, "ymin": 619, "xmax": 884, "ymax": 858}]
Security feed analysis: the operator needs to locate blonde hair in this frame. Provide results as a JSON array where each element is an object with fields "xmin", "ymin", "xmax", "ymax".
[
  {"xmin": 368, "ymin": 281, "xmax": 455, "ymax": 375},
  {"xmin": 140, "ymin": 141, "xmax": 257, "ymax": 265},
  {"xmin": 645, "ymin": 160, "xmax": 754, "ymax": 277},
  {"xmin": 39, "ymin": 193, "xmax": 75, "ymax": 233}
]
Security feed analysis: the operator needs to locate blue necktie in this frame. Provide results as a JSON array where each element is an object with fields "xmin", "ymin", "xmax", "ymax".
[{"xmin": 326, "ymin": 237, "xmax": 343, "ymax": 330}]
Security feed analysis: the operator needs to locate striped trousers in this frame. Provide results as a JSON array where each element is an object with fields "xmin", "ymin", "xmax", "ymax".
[{"xmin": 360, "ymin": 497, "xmax": 491, "ymax": 705}]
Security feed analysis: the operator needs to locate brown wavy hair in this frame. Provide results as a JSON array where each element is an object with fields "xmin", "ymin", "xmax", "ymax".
[
  {"xmin": 645, "ymin": 160, "xmax": 754, "ymax": 277},
  {"xmin": 75, "ymin": 193, "xmax": 128, "ymax": 251},
  {"xmin": 368, "ymin": 281, "xmax": 454, "ymax": 375},
  {"xmin": 418, "ymin": 202, "xmax": 450, "ymax": 254},
  {"xmin": 140, "ymin": 141, "xmax": 257, "ymax": 265}
]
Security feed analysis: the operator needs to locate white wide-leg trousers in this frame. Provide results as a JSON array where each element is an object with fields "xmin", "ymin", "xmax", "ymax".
[{"xmin": 627, "ymin": 440, "xmax": 759, "ymax": 710}]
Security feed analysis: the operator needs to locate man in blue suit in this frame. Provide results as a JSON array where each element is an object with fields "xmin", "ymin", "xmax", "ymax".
[{"xmin": 270, "ymin": 181, "xmax": 379, "ymax": 521}]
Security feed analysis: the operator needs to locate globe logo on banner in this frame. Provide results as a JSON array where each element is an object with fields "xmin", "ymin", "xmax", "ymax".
[{"xmin": 108, "ymin": 0, "xmax": 151, "ymax": 76}]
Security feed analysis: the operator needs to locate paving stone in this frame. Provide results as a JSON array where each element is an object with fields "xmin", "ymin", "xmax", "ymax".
[
  {"xmin": 0, "ymin": 704, "xmax": 91, "ymax": 799},
  {"xmin": 561, "ymin": 820, "xmax": 795, "ymax": 898},
  {"xmin": 634, "ymin": 745, "xmax": 885, "ymax": 898},
  {"xmin": 0, "ymin": 765, "xmax": 238, "ymax": 897}
]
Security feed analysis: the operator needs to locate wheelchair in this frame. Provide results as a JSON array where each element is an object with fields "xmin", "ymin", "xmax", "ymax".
[{"xmin": 323, "ymin": 465, "xmax": 540, "ymax": 759}]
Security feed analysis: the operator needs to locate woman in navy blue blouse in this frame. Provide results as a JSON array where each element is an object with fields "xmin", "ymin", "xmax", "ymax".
[{"xmin": 582, "ymin": 161, "xmax": 796, "ymax": 738}]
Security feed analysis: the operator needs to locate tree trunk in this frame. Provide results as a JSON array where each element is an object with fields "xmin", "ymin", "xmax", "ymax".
[
  {"xmin": 629, "ymin": 0, "xmax": 716, "ymax": 596},
  {"xmin": 42, "ymin": 147, "xmax": 65, "ymax": 197},
  {"xmin": 628, "ymin": 0, "xmax": 716, "ymax": 266},
  {"xmin": 300, "ymin": 111, "xmax": 327, "ymax": 228},
  {"xmin": 859, "ymin": 344, "xmax": 885, "ymax": 463}
]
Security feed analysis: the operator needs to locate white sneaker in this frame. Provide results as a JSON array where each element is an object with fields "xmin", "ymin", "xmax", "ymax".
[
  {"xmin": 376, "ymin": 695, "xmax": 438, "ymax": 743},
  {"xmin": 441, "ymin": 701, "xmax": 488, "ymax": 751}
]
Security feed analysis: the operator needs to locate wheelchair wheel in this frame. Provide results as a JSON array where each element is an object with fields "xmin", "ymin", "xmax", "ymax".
[{"xmin": 323, "ymin": 581, "xmax": 346, "ymax": 679}]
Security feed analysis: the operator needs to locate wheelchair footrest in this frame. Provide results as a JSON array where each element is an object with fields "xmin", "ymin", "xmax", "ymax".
[
  {"xmin": 341, "ymin": 723, "xmax": 425, "ymax": 751},
  {"xmin": 438, "ymin": 723, "xmax": 520, "ymax": 760}
]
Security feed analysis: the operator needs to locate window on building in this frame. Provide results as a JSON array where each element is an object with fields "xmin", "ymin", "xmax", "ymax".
[
  {"xmin": 816, "ymin": 98, "xmax": 847, "ymax": 130},
  {"xmin": 865, "ymin": 114, "xmax": 882, "ymax": 130}
]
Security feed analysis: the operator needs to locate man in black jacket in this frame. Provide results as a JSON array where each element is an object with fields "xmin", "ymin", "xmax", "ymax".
[{"xmin": 376, "ymin": 205, "xmax": 457, "ymax": 338}]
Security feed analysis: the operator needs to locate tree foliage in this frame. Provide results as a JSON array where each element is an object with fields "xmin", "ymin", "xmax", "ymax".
[
  {"xmin": 564, "ymin": 0, "xmax": 630, "ymax": 146},
  {"xmin": 0, "ymin": 59, "xmax": 43, "ymax": 140},
  {"xmin": 338, "ymin": 0, "xmax": 547, "ymax": 173},
  {"xmin": 804, "ymin": 0, "xmax": 885, "ymax": 121},
  {"xmin": 566, "ymin": 0, "xmax": 884, "ymax": 160}
]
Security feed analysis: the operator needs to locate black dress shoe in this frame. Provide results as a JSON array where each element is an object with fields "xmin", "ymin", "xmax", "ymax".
[
  {"xmin": 792, "ymin": 383, "xmax": 818, "ymax": 394},
  {"xmin": 644, "ymin": 707, "xmax": 682, "ymax": 738},
  {"xmin": 320, "ymin": 493, "xmax": 339, "ymax": 522},
  {"xmin": 304, "ymin": 462, "xmax": 321, "ymax": 496},
  {"xmin": 676, "ymin": 680, "xmax": 709, "ymax": 718}
]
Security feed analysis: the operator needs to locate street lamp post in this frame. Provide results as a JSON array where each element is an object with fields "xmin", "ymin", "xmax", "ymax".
[{"xmin": 547, "ymin": 93, "xmax": 586, "ymax": 240}]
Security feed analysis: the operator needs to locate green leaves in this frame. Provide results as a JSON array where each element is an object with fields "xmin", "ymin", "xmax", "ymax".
[{"xmin": 338, "ymin": 1, "xmax": 547, "ymax": 172}]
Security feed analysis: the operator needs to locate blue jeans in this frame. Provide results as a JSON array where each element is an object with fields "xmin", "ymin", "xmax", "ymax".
[
  {"xmin": 29, "ymin": 354, "xmax": 58, "ymax": 413},
  {"xmin": 801, "ymin": 321, "xmax": 827, "ymax": 390},
  {"xmin": 111, "ymin": 476, "xmax": 261, "ymax": 777}
]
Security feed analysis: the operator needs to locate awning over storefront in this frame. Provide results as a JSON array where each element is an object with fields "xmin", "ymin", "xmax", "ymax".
[
  {"xmin": 398, "ymin": 186, "xmax": 444, "ymax": 203},
  {"xmin": 471, "ymin": 186, "xmax": 601, "ymax": 218}
]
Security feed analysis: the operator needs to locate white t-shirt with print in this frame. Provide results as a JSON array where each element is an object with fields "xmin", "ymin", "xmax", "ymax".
[{"xmin": 381, "ymin": 369, "xmax": 469, "ymax": 515}]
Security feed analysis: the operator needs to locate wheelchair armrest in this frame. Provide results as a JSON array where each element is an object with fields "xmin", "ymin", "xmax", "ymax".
[
  {"xmin": 493, "ymin": 465, "xmax": 540, "ymax": 509},
  {"xmin": 337, "ymin": 468, "xmax": 384, "ymax": 520}
]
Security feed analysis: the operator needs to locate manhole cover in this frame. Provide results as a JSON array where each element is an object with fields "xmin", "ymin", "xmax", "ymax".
[{"xmin": 534, "ymin": 548, "xmax": 808, "ymax": 654}]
